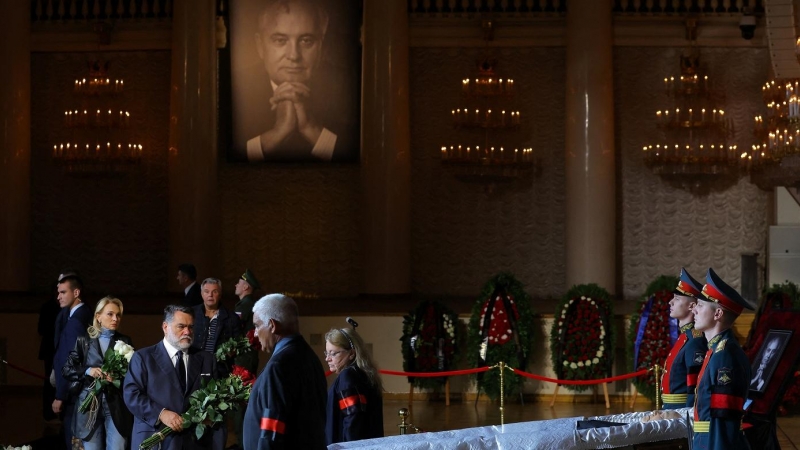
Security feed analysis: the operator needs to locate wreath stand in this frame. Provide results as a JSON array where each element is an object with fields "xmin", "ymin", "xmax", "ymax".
[
  {"xmin": 549, "ymin": 383, "xmax": 609, "ymax": 409},
  {"xmin": 409, "ymin": 379, "xmax": 451, "ymax": 406}
]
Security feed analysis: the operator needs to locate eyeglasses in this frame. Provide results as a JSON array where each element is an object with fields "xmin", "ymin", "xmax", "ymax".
[{"xmin": 323, "ymin": 350, "xmax": 349, "ymax": 358}]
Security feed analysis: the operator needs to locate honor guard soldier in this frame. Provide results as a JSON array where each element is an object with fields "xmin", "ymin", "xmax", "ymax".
[
  {"xmin": 692, "ymin": 268, "xmax": 755, "ymax": 450},
  {"xmin": 661, "ymin": 268, "xmax": 708, "ymax": 409},
  {"xmin": 231, "ymin": 269, "xmax": 261, "ymax": 450}
]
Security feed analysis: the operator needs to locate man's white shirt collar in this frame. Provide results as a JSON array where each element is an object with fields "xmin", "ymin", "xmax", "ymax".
[
  {"xmin": 69, "ymin": 302, "xmax": 83, "ymax": 317},
  {"xmin": 163, "ymin": 339, "xmax": 186, "ymax": 363},
  {"xmin": 184, "ymin": 281, "xmax": 196, "ymax": 296}
]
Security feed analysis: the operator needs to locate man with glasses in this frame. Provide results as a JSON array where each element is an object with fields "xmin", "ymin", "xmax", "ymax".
[{"xmin": 243, "ymin": 294, "xmax": 327, "ymax": 450}]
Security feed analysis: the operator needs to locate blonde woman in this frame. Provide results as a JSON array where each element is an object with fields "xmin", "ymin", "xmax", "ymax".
[
  {"xmin": 324, "ymin": 319, "xmax": 384, "ymax": 444},
  {"xmin": 63, "ymin": 296, "xmax": 133, "ymax": 450}
]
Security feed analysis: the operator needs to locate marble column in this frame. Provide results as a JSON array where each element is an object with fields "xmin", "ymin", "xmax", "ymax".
[
  {"xmin": 361, "ymin": 0, "xmax": 411, "ymax": 294},
  {"xmin": 0, "ymin": 0, "xmax": 31, "ymax": 291},
  {"xmin": 167, "ymin": 0, "xmax": 220, "ymax": 290},
  {"xmin": 564, "ymin": 0, "xmax": 616, "ymax": 293}
]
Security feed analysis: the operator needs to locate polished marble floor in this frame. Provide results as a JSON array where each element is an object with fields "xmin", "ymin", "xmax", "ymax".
[{"xmin": 2, "ymin": 388, "xmax": 798, "ymax": 449}]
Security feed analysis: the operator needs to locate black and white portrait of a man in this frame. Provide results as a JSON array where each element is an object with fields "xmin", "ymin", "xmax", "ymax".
[
  {"xmin": 750, "ymin": 329, "xmax": 791, "ymax": 393},
  {"xmin": 229, "ymin": 0, "xmax": 361, "ymax": 163}
]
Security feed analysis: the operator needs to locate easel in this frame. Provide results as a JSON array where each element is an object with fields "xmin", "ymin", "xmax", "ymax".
[
  {"xmin": 409, "ymin": 378, "xmax": 451, "ymax": 407},
  {"xmin": 550, "ymin": 383, "xmax": 610, "ymax": 409}
]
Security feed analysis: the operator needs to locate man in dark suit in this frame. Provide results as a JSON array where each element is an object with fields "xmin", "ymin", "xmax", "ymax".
[
  {"xmin": 177, "ymin": 263, "xmax": 202, "ymax": 308},
  {"xmin": 243, "ymin": 294, "xmax": 327, "ymax": 450},
  {"xmin": 231, "ymin": 0, "xmax": 358, "ymax": 163},
  {"xmin": 52, "ymin": 274, "xmax": 93, "ymax": 450},
  {"xmin": 123, "ymin": 305, "xmax": 224, "ymax": 450},
  {"xmin": 191, "ymin": 278, "xmax": 243, "ymax": 377}
]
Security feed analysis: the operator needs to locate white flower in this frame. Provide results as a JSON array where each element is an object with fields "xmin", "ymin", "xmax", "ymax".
[
  {"xmin": 585, "ymin": 360, "xmax": 592, "ymax": 366},
  {"xmin": 114, "ymin": 341, "xmax": 134, "ymax": 356},
  {"xmin": 580, "ymin": 296, "xmax": 586, "ymax": 300},
  {"xmin": 558, "ymin": 321, "xmax": 562, "ymax": 327},
  {"xmin": 590, "ymin": 301, "xmax": 596, "ymax": 305},
  {"xmin": 124, "ymin": 351, "xmax": 134, "ymax": 363},
  {"xmin": 599, "ymin": 345, "xmax": 604, "ymax": 352},
  {"xmin": 577, "ymin": 362, "xmax": 584, "ymax": 367},
  {"xmin": 563, "ymin": 361, "xmax": 569, "ymax": 367},
  {"xmin": 593, "ymin": 358, "xmax": 600, "ymax": 364},
  {"xmin": 501, "ymin": 334, "xmax": 508, "ymax": 340},
  {"xmin": 570, "ymin": 363, "xmax": 577, "ymax": 369},
  {"xmin": 596, "ymin": 351, "xmax": 603, "ymax": 357}
]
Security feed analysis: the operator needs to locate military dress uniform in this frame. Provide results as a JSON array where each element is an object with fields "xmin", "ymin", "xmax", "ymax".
[
  {"xmin": 662, "ymin": 268, "xmax": 707, "ymax": 409},
  {"xmin": 234, "ymin": 269, "xmax": 260, "ymax": 450},
  {"xmin": 692, "ymin": 268, "xmax": 754, "ymax": 450},
  {"xmin": 662, "ymin": 323, "xmax": 707, "ymax": 409}
]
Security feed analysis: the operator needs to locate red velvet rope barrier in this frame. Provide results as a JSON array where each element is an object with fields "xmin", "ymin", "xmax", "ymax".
[
  {"xmin": 379, "ymin": 367, "xmax": 491, "ymax": 377},
  {"xmin": 1, "ymin": 359, "xmax": 48, "ymax": 381},
  {"xmin": 511, "ymin": 368, "xmax": 650, "ymax": 385}
]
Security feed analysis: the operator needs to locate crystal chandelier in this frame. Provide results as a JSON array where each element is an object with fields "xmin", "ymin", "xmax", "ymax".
[
  {"xmin": 741, "ymin": 79, "xmax": 800, "ymax": 189},
  {"xmin": 440, "ymin": 20, "xmax": 536, "ymax": 186},
  {"xmin": 53, "ymin": 60, "xmax": 143, "ymax": 174},
  {"xmin": 642, "ymin": 48, "xmax": 738, "ymax": 185}
]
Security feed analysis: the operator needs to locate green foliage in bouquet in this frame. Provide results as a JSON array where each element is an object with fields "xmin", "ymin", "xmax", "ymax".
[
  {"xmin": 549, "ymin": 284, "xmax": 614, "ymax": 393},
  {"xmin": 215, "ymin": 336, "xmax": 252, "ymax": 362},
  {"xmin": 625, "ymin": 275, "xmax": 679, "ymax": 402},
  {"xmin": 467, "ymin": 272, "xmax": 536, "ymax": 400},
  {"xmin": 139, "ymin": 374, "xmax": 252, "ymax": 449}
]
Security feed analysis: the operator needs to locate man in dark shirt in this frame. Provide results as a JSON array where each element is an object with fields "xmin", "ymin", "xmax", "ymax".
[{"xmin": 243, "ymin": 294, "xmax": 327, "ymax": 450}]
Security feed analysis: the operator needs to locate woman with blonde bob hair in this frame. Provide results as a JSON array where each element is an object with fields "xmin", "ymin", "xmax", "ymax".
[
  {"xmin": 63, "ymin": 296, "xmax": 133, "ymax": 450},
  {"xmin": 324, "ymin": 318, "xmax": 384, "ymax": 444}
]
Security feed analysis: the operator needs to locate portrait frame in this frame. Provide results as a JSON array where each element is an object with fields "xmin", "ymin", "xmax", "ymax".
[
  {"xmin": 749, "ymin": 329, "xmax": 792, "ymax": 395},
  {"xmin": 227, "ymin": 0, "xmax": 362, "ymax": 164}
]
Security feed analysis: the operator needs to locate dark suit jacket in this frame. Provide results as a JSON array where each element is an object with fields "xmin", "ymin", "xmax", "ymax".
[
  {"xmin": 123, "ymin": 342, "xmax": 223, "ymax": 450},
  {"xmin": 191, "ymin": 304, "xmax": 243, "ymax": 376},
  {"xmin": 243, "ymin": 335, "xmax": 327, "ymax": 450},
  {"xmin": 53, "ymin": 303, "xmax": 92, "ymax": 401},
  {"xmin": 63, "ymin": 332, "xmax": 134, "ymax": 439},
  {"xmin": 183, "ymin": 283, "xmax": 203, "ymax": 308},
  {"xmin": 231, "ymin": 64, "xmax": 359, "ymax": 162}
]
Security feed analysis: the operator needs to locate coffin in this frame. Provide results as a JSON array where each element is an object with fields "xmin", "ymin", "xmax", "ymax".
[{"xmin": 328, "ymin": 408, "xmax": 691, "ymax": 450}]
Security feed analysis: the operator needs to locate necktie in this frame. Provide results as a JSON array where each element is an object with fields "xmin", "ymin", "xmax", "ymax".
[{"xmin": 176, "ymin": 351, "xmax": 186, "ymax": 393}]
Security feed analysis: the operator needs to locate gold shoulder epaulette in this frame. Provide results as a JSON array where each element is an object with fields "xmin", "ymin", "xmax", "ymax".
[
  {"xmin": 715, "ymin": 339, "xmax": 727, "ymax": 352},
  {"xmin": 692, "ymin": 329, "xmax": 703, "ymax": 338}
]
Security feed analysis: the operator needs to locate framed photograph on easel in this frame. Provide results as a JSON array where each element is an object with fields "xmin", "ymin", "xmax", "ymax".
[{"xmin": 749, "ymin": 329, "xmax": 792, "ymax": 395}]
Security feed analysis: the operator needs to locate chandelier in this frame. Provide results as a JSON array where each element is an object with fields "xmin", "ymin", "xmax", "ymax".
[
  {"xmin": 643, "ymin": 48, "xmax": 738, "ymax": 187},
  {"xmin": 440, "ymin": 20, "xmax": 536, "ymax": 186},
  {"xmin": 53, "ymin": 60, "xmax": 143, "ymax": 174},
  {"xmin": 741, "ymin": 79, "xmax": 800, "ymax": 189}
]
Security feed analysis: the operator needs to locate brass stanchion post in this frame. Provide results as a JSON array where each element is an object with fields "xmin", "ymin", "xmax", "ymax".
[
  {"xmin": 499, "ymin": 361, "xmax": 505, "ymax": 426},
  {"xmin": 398, "ymin": 408, "xmax": 408, "ymax": 435},
  {"xmin": 653, "ymin": 364, "xmax": 662, "ymax": 410}
]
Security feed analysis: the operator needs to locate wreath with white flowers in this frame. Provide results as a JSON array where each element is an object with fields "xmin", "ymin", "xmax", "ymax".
[
  {"xmin": 467, "ymin": 272, "xmax": 536, "ymax": 400},
  {"xmin": 401, "ymin": 300, "xmax": 461, "ymax": 390},
  {"xmin": 549, "ymin": 284, "xmax": 614, "ymax": 393},
  {"xmin": 626, "ymin": 275, "xmax": 679, "ymax": 402}
]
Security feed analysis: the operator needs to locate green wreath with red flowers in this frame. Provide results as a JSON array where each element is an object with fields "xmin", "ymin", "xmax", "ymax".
[
  {"xmin": 467, "ymin": 272, "xmax": 536, "ymax": 400},
  {"xmin": 549, "ymin": 284, "xmax": 615, "ymax": 393},
  {"xmin": 625, "ymin": 275, "xmax": 679, "ymax": 402},
  {"xmin": 401, "ymin": 300, "xmax": 461, "ymax": 390}
]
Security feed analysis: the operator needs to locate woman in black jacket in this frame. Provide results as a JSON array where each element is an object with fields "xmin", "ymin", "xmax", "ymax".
[
  {"xmin": 324, "ymin": 320, "xmax": 384, "ymax": 445},
  {"xmin": 63, "ymin": 296, "xmax": 133, "ymax": 450}
]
